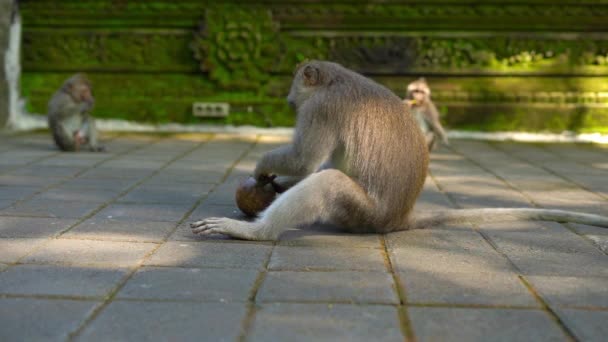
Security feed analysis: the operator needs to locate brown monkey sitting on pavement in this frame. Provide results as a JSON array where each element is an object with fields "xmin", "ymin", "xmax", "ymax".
[
  {"xmin": 48, "ymin": 73, "xmax": 105, "ymax": 152},
  {"xmin": 190, "ymin": 61, "xmax": 608, "ymax": 241},
  {"xmin": 404, "ymin": 77, "xmax": 449, "ymax": 151}
]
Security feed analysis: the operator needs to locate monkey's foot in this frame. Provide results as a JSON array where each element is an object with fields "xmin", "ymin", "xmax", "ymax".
[{"xmin": 190, "ymin": 217, "xmax": 270, "ymax": 240}]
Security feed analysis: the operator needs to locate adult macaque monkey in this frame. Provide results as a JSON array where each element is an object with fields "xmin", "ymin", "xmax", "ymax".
[
  {"xmin": 404, "ymin": 77, "xmax": 449, "ymax": 151},
  {"xmin": 191, "ymin": 61, "xmax": 608, "ymax": 240},
  {"xmin": 48, "ymin": 73, "xmax": 105, "ymax": 152}
]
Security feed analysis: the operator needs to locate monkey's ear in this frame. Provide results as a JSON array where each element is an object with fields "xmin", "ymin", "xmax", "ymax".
[{"xmin": 303, "ymin": 65, "xmax": 320, "ymax": 86}]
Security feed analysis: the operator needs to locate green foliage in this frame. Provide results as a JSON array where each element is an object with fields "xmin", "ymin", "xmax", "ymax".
[{"xmin": 18, "ymin": 0, "xmax": 608, "ymax": 132}]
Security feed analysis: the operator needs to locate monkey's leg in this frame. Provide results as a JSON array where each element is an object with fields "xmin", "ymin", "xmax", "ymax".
[
  {"xmin": 82, "ymin": 117, "xmax": 105, "ymax": 152},
  {"xmin": 191, "ymin": 169, "xmax": 377, "ymax": 241}
]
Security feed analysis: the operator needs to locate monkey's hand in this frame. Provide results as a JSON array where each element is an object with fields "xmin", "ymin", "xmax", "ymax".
[
  {"xmin": 190, "ymin": 218, "xmax": 272, "ymax": 240},
  {"xmin": 404, "ymin": 99, "xmax": 417, "ymax": 107}
]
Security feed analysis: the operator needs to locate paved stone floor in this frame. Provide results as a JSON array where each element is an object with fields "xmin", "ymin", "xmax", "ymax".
[{"xmin": 0, "ymin": 132, "xmax": 607, "ymax": 342}]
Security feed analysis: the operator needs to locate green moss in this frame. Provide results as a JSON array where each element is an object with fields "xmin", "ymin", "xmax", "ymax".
[{"xmin": 18, "ymin": 1, "xmax": 608, "ymax": 132}]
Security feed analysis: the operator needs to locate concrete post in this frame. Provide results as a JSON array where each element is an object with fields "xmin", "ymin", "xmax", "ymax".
[{"xmin": 0, "ymin": 0, "xmax": 18, "ymax": 128}]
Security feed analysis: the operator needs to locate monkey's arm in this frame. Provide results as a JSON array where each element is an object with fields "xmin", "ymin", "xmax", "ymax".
[
  {"xmin": 254, "ymin": 108, "xmax": 336, "ymax": 178},
  {"xmin": 424, "ymin": 102, "xmax": 449, "ymax": 145}
]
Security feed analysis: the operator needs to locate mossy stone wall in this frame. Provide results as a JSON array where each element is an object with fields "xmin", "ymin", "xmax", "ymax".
[{"xmin": 19, "ymin": 0, "xmax": 608, "ymax": 132}]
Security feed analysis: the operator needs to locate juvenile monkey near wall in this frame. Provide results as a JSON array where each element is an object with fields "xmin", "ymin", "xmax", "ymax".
[
  {"xmin": 191, "ymin": 60, "xmax": 608, "ymax": 240},
  {"xmin": 47, "ymin": 73, "xmax": 105, "ymax": 152},
  {"xmin": 404, "ymin": 77, "xmax": 449, "ymax": 151}
]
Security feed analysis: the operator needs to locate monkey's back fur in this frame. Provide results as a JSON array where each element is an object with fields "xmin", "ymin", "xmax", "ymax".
[{"xmin": 311, "ymin": 62, "xmax": 429, "ymax": 229}]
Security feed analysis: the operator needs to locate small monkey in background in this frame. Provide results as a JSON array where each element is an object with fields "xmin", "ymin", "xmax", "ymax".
[
  {"xmin": 48, "ymin": 73, "xmax": 105, "ymax": 152},
  {"xmin": 404, "ymin": 78, "xmax": 448, "ymax": 151},
  {"xmin": 190, "ymin": 61, "xmax": 608, "ymax": 241}
]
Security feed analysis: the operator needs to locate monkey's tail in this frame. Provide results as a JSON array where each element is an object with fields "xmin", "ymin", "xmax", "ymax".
[{"xmin": 409, "ymin": 208, "xmax": 608, "ymax": 230}]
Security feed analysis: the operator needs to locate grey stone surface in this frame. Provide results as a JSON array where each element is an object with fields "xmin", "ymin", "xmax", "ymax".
[
  {"xmin": 145, "ymin": 169, "xmax": 223, "ymax": 184},
  {"xmin": 0, "ymin": 298, "xmax": 98, "ymax": 342},
  {"xmin": 78, "ymin": 166, "xmax": 154, "ymax": 180},
  {"xmin": 93, "ymin": 202, "xmax": 191, "ymax": 222},
  {"xmin": 400, "ymin": 270, "xmax": 537, "ymax": 307},
  {"xmin": 23, "ymin": 239, "xmax": 157, "ymax": 267},
  {"xmin": 0, "ymin": 216, "xmax": 77, "ymax": 238},
  {"xmin": 527, "ymin": 275, "xmax": 608, "ymax": 308},
  {"xmin": 0, "ymin": 185, "xmax": 41, "ymax": 200},
  {"xmin": 34, "ymin": 187, "xmax": 118, "ymax": 203},
  {"xmin": 278, "ymin": 224, "xmax": 382, "ymax": 248},
  {"xmin": 117, "ymin": 266, "xmax": 257, "ymax": 302},
  {"xmin": 482, "ymin": 222, "xmax": 608, "ymax": 277},
  {"xmin": 0, "ymin": 238, "xmax": 47, "ymax": 263},
  {"xmin": 0, "ymin": 199, "xmax": 100, "ymax": 219},
  {"xmin": 258, "ymin": 271, "xmax": 398, "ymax": 304},
  {"xmin": 146, "ymin": 241, "xmax": 272, "ymax": 269},
  {"xmin": 9, "ymin": 165, "xmax": 85, "ymax": 179},
  {"xmin": 0, "ymin": 198, "xmax": 14, "ymax": 209},
  {"xmin": 0, "ymin": 174, "xmax": 62, "ymax": 187},
  {"xmin": 408, "ymin": 307, "xmax": 567, "ymax": 342},
  {"xmin": 0, "ymin": 264, "xmax": 127, "ymax": 297},
  {"xmin": 0, "ymin": 134, "xmax": 607, "ymax": 341},
  {"xmin": 269, "ymin": 246, "xmax": 387, "ymax": 271},
  {"xmin": 118, "ymin": 182, "xmax": 212, "ymax": 204},
  {"xmin": 64, "ymin": 218, "xmax": 176, "ymax": 242},
  {"xmin": 249, "ymin": 303, "xmax": 403, "ymax": 342},
  {"xmin": 387, "ymin": 229, "xmax": 513, "ymax": 274},
  {"xmin": 76, "ymin": 301, "xmax": 247, "ymax": 342},
  {"xmin": 555, "ymin": 309, "xmax": 608, "ymax": 342}
]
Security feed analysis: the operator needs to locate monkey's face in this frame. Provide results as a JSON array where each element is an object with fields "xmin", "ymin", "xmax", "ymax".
[
  {"xmin": 406, "ymin": 80, "xmax": 430, "ymax": 105},
  {"xmin": 287, "ymin": 63, "xmax": 322, "ymax": 110},
  {"xmin": 410, "ymin": 89, "xmax": 427, "ymax": 103}
]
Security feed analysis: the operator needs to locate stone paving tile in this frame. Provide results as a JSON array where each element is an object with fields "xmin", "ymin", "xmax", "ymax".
[
  {"xmin": 278, "ymin": 224, "xmax": 382, "ymax": 248},
  {"xmin": 118, "ymin": 182, "xmax": 212, "ymax": 205},
  {"xmin": 0, "ymin": 298, "xmax": 99, "ymax": 342},
  {"xmin": 481, "ymin": 222, "xmax": 608, "ymax": 277},
  {"xmin": 117, "ymin": 266, "xmax": 257, "ymax": 302},
  {"xmin": 0, "ymin": 174, "xmax": 63, "ymax": 187},
  {"xmin": 93, "ymin": 202, "xmax": 191, "ymax": 223},
  {"xmin": 33, "ymin": 187, "xmax": 118, "ymax": 203},
  {"xmin": 554, "ymin": 309, "xmax": 608, "ymax": 342},
  {"xmin": 0, "ymin": 238, "xmax": 47, "ymax": 263},
  {"xmin": 249, "ymin": 303, "xmax": 403, "ymax": 342},
  {"xmin": 145, "ymin": 241, "xmax": 272, "ymax": 269},
  {"xmin": 8, "ymin": 165, "xmax": 86, "ymax": 179},
  {"xmin": 0, "ymin": 185, "xmax": 42, "ymax": 200},
  {"xmin": 269, "ymin": 246, "xmax": 387, "ymax": 271},
  {"xmin": 0, "ymin": 199, "xmax": 100, "ymax": 219},
  {"xmin": 399, "ymin": 270, "xmax": 537, "ymax": 307},
  {"xmin": 144, "ymin": 169, "xmax": 223, "ymax": 185},
  {"xmin": 76, "ymin": 301, "xmax": 247, "ymax": 342},
  {"xmin": 64, "ymin": 218, "xmax": 176, "ymax": 242},
  {"xmin": 258, "ymin": 271, "xmax": 398, "ymax": 304},
  {"xmin": 0, "ymin": 216, "xmax": 77, "ymax": 238},
  {"xmin": 22, "ymin": 239, "xmax": 157, "ymax": 267},
  {"xmin": 34, "ymin": 154, "xmax": 109, "ymax": 167},
  {"xmin": 78, "ymin": 166, "xmax": 155, "ymax": 180},
  {"xmin": 387, "ymin": 229, "xmax": 513, "ymax": 274},
  {"xmin": 527, "ymin": 276, "xmax": 608, "ymax": 308},
  {"xmin": 204, "ymin": 181, "xmax": 241, "ymax": 205},
  {"xmin": 54, "ymin": 177, "xmax": 137, "ymax": 193},
  {"xmin": 408, "ymin": 307, "xmax": 567, "ymax": 342},
  {"xmin": 0, "ymin": 199, "xmax": 15, "ymax": 210},
  {"xmin": 0, "ymin": 264, "xmax": 127, "ymax": 297}
]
